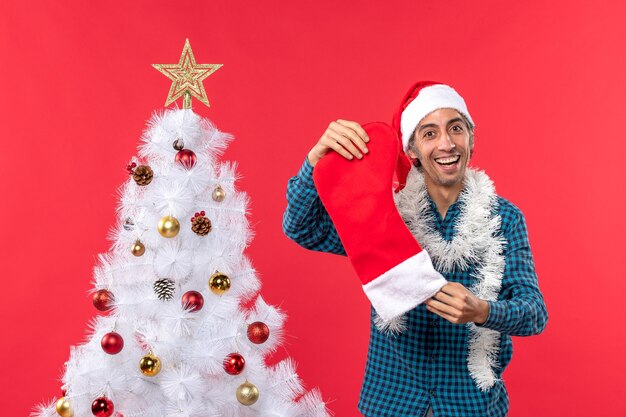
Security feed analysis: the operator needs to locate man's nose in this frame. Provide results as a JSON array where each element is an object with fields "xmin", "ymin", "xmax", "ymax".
[{"xmin": 437, "ymin": 132, "xmax": 455, "ymax": 150}]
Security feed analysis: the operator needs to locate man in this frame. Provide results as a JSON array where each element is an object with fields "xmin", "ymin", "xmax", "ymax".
[{"xmin": 282, "ymin": 81, "xmax": 548, "ymax": 417}]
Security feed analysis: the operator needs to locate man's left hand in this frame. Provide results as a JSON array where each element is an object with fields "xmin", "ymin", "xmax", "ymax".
[{"xmin": 425, "ymin": 282, "xmax": 490, "ymax": 325}]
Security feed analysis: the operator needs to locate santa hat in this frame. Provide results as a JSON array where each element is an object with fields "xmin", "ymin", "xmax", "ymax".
[{"xmin": 391, "ymin": 81, "xmax": 474, "ymax": 193}]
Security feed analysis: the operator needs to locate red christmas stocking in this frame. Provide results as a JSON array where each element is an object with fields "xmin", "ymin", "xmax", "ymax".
[{"xmin": 313, "ymin": 122, "xmax": 447, "ymax": 328}]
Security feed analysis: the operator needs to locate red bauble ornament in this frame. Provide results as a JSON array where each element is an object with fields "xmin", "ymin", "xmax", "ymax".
[
  {"xmin": 175, "ymin": 149, "xmax": 197, "ymax": 169},
  {"xmin": 126, "ymin": 161, "xmax": 137, "ymax": 174},
  {"xmin": 92, "ymin": 289, "xmax": 114, "ymax": 312},
  {"xmin": 223, "ymin": 352, "xmax": 245, "ymax": 375},
  {"xmin": 181, "ymin": 290, "xmax": 204, "ymax": 312},
  {"xmin": 247, "ymin": 321, "xmax": 270, "ymax": 344},
  {"xmin": 91, "ymin": 396, "xmax": 114, "ymax": 417},
  {"xmin": 101, "ymin": 332, "xmax": 124, "ymax": 355}
]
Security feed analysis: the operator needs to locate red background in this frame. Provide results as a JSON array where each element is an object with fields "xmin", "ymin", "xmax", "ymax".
[{"xmin": 1, "ymin": 1, "xmax": 624, "ymax": 416}]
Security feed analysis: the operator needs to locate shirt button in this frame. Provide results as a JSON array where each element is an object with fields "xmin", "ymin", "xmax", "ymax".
[
  {"xmin": 430, "ymin": 354, "xmax": 437, "ymax": 361},
  {"xmin": 429, "ymin": 389, "xmax": 437, "ymax": 397}
]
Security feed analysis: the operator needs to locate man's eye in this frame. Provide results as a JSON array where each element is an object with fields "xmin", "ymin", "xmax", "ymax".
[
  {"xmin": 424, "ymin": 131, "xmax": 435, "ymax": 138},
  {"xmin": 451, "ymin": 125, "xmax": 463, "ymax": 132}
]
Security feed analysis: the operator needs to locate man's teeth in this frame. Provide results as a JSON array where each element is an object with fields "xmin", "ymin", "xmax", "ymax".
[{"xmin": 435, "ymin": 156, "xmax": 460, "ymax": 165}]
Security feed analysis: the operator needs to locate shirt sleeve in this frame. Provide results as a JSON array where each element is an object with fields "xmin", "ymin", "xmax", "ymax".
[
  {"xmin": 475, "ymin": 206, "xmax": 548, "ymax": 336},
  {"xmin": 282, "ymin": 156, "xmax": 346, "ymax": 256}
]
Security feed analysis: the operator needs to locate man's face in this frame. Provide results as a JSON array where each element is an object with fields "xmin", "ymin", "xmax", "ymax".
[{"xmin": 406, "ymin": 108, "xmax": 473, "ymax": 188}]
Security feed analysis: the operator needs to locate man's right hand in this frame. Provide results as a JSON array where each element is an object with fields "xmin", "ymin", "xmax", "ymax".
[{"xmin": 307, "ymin": 119, "xmax": 370, "ymax": 166}]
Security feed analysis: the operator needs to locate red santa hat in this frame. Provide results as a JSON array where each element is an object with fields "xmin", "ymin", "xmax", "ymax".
[{"xmin": 391, "ymin": 81, "xmax": 474, "ymax": 193}]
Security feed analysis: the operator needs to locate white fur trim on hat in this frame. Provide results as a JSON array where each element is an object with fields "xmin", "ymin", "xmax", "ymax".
[{"xmin": 400, "ymin": 84, "xmax": 474, "ymax": 151}]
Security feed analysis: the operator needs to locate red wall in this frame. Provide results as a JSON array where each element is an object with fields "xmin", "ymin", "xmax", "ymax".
[{"xmin": 1, "ymin": 1, "xmax": 624, "ymax": 416}]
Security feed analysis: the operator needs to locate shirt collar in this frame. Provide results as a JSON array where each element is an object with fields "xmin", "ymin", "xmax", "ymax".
[{"xmin": 426, "ymin": 191, "xmax": 463, "ymax": 224}]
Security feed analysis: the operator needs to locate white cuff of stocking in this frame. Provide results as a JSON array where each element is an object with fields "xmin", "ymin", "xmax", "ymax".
[{"xmin": 362, "ymin": 250, "xmax": 447, "ymax": 322}]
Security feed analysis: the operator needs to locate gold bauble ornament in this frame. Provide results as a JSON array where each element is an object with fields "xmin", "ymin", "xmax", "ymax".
[
  {"xmin": 236, "ymin": 380, "xmax": 259, "ymax": 406},
  {"xmin": 158, "ymin": 215, "xmax": 180, "ymax": 238},
  {"xmin": 139, "ymin": 353, "xmax": 162, "ymax": 377},
  {"xmin": 55, "ymin": 397, "xmax": 73, "ymax": 417},
  {"xmin": 209, "ymin": 271, "xmax": 231, "ymax": 295},
  {"xmin": 212, "ymin": 185, "xmax": 226, "ymax": 202},
  {"xmin": 131, "ymin": 240, "xmax": 145, "ymax": 256}
]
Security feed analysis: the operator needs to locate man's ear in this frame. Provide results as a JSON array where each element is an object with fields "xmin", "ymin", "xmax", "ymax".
[{"xmin": 406, "ymin": 148, "xmax": 422, "ymax": 168}]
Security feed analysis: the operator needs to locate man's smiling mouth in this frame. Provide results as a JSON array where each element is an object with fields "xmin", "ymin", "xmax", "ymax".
[{"xmin": 434, "ymin": 155, "xmax": 460, "ymax": 166}]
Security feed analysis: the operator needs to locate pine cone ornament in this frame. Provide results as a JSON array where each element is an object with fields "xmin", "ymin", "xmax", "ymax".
[
  {"xmin": 131, "ymin": 165, "xmax": 154, "ymax": 186},
  {"xmin": 191, "ymin": 211, "xmax": 212, "ymax": 236},
  {"xmin": 153, "ymin": 279, "xmax": 175, "ymax": 301}
]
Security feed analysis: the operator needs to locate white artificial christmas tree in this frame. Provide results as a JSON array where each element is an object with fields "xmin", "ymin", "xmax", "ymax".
[{"xmin": 34, "ymin": 40, "xmax": 330, "ymax": 417}]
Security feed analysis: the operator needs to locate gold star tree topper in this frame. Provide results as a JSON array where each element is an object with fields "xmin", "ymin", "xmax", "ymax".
[{"xmin": 153, "ymin": 39, "xmax": 222, "ymax": 108}]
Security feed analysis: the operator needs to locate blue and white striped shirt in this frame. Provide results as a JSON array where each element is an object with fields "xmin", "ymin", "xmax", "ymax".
[{"xmin": 282, "ymin": 156, "xmax": 548, "ymax": 417}]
